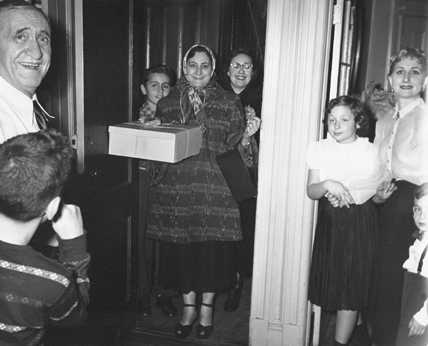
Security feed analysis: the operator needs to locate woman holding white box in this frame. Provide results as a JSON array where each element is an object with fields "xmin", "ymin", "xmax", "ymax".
[{"xmin": 146, "ymin": 44, "xmax": 260, "ymax": 340}]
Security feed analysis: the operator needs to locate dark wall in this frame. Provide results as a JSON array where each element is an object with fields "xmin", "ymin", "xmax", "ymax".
[{"xmin": 134, "ymin": 0, "xmax": 267, "ymax": 97}]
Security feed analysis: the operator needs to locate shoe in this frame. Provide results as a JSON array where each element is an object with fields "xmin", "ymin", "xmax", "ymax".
[
  {"xmin": 223, "ymin": 275, "xmax": 243, "ymax": 312},
  {"xmin": 334, "ymin": 341, "xmax": 348, "ymax": 346},
  {"xmin": 137, "ymin": 294, "xmax": 152, "ymax": 316},
  {"xmin": 175, "ymin": 304, "xmax": 196, "ymax": 339},
  {"xmin": 349, "ymin": 323, "xmax": 371, "ymax": 346},
  {"xmin": 155, "ymin": 295, "xmax": 178, "ymax": 317},
  {"xmin": 196, "ymin": 303, "xmax": 213, "ymax": 339}
]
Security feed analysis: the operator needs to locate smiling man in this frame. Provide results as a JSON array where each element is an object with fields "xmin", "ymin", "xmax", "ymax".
[{"xmin": 0, "ymin": 0, "xmax": 52, "ymax": 143}]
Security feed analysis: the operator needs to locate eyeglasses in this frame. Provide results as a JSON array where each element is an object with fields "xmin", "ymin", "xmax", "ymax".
[{"xmin": 230, "ymin": 62, "xmax": 253, "ymax": 71}]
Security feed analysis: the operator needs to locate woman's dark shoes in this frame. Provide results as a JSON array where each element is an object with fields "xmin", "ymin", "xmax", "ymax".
[
  {"xmin": 196, "ymin": 302, "xmax": 213, "ymax": 339},
  {"xmin": 349, "ymin": 323, "xmax": 372, "ymax": 346},
  {"xmin": 223, "ymin": 286, "xmax": 242, "ymax": 312},
  {"xmin": 333, "ymin": 341, "xmax": 348, "ymax": 346},
  {"xmin": 196, "ymin": 323, "xmax": 214, "ymax": 339},
  {"xmin": 155, "ymin": 295, "xmax": 178, "ymax": 317},
  {"xmin": 223, "ymin": 275, "xmax": 243, "ymax": 312},
  {"xmin": 175, "ymin": 323, "xmax": 194, "ymax": 339},
  {"xmin": 137, "ymin": 294, "xmax": 152, "ymax": 316},
  {"xmin": 174, "ymin": 304, "xmax": 196, "ymax": 339}
]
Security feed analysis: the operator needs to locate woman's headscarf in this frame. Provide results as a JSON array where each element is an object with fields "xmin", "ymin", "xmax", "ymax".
[
  {"xmin": 183, "ymin": 44, "xmax": 216, "ymax": 74},
  {"xmin": 179, "ymin": 45, "xmax": 217, "ymax": 131}
]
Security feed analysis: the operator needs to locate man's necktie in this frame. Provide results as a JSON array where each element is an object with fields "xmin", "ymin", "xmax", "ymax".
[{"xmin": 33, "ymin": 100, "xmax": 51, "ymax": 129}]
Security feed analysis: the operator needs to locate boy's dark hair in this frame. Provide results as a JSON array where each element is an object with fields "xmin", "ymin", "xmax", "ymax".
[
  {"xmin": 0, "ymin": 129, "xmax": 72, "ymax": 222},
  {"xmin": 414, "ymin": 182, "xmax": 428, "ymax": 200},
  {"xmin": 141, "ymin": 65, "xmax": 175, "ymax": 87},
  {"xmin": 324, "ymin": 95, "xmax": 370, "ymax": 137}
]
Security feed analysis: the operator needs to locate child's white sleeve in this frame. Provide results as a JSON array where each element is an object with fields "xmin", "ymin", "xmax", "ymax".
[{"xmin": 413, "ymin": 299, "xmax": 428, "ymax": 327}]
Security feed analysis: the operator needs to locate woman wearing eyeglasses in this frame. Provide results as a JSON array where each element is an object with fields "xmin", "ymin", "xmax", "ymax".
[
  {"xmin": 225, "ymin": 48, "xmax": 263, "ymax": 145},
  {"xmin": 221, "ymin": 48, "xmax": 263, "ymax": 314}
]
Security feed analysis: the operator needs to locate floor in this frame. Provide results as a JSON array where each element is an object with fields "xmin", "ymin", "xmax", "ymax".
[
  {"xmin": 44, "ymin": 278, "xmax": 251, "ymax": 346},
  {"xmin": 43, "ymin": 277, "xmax": 347, "ymax": 346}
]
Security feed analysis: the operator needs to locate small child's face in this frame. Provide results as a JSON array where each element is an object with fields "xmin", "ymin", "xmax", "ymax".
[
  {"xmin": 327, "ymin": 105, "xmax": 358, "ymax": 144},
  {"xmin": 414, "ymin": 195, "xmax": 428, "ymax": 232},
  {"xmin": 141, "ymin": 73, "xmax": 171, "ymax": 107}
]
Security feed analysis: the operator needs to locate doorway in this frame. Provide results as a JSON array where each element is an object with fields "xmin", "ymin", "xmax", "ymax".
[{"xmin": 41, "ymin": 0, "xmax": 267, "ymax": 345}]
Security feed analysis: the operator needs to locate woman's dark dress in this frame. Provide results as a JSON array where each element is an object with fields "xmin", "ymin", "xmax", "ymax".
[
  {"xmin": 224, "ymin": 83, "xmax": 262, "ymax": 277},
  {"xmin": 371, "ymin": 181, "xmax": 417, "ymax": 345}
]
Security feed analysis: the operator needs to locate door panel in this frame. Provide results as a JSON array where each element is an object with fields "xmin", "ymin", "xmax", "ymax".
[
  {"xmin": 395, "ymin": 0, "xmax": 428, "ymax": 53},
  {"xmin": 75, "ymin": 0, "xmax": 138, "ymax": 308},
  {"xmin": 136, "ymin": 0, "xmax": 203, "ymax": 74}
]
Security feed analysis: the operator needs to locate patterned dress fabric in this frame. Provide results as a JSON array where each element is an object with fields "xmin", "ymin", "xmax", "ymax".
[
  {"xmin": 147, "ymin": 76, "xmax": 250, "ymax": 244},
  {"xmin": 146, "ymin": 76, "xmax": 255, "ymax": 293}
]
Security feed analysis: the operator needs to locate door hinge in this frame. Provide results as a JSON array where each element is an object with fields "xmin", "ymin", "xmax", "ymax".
[
  {"xmin": 333, "ymin": 0, "xmax": 343, "ymax": 25},
  {"xmin": 70, "ymin": 135, "xmax": 78, "ymax": 150}
]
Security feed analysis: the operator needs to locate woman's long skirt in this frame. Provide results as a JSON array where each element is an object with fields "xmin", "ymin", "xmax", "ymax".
[
  {"xmin": 158, "ymin": 240, "xmax": 235, "ymax": 294},
  {"xmin": 370, "ymin": 180, "xmax": 417, "ymax": 346}
]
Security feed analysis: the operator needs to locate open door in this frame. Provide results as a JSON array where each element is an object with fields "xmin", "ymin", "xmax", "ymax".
[{"xmin": 42, "ymin": 0, "xmax": 140, "ymax": 309}]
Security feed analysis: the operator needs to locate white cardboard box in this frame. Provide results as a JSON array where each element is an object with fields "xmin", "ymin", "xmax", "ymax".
[{"xmin": 108, "ymin": 122, "xmax": 202, "ymax": 163}]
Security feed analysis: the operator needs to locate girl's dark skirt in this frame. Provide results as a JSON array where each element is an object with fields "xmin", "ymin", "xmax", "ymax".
[
  {"xmin": 370, "ymin": 180, "xmax": 418, "ymax": 346},
  {"xmin": 158, "ymin": 240, "xmax": 235, "ymax": 294},
  {"xmin": 308, "ymin": 197, "xmax": 378, "ymax": 311}
]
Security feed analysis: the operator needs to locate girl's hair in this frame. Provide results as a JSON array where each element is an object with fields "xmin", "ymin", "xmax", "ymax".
[
  {"xmin": 141, "ymin": 65, "xmax": 175, "ymax": 87},
  {"xmin": 414, "ymin": 182, "xmax": 428, "ymax": 200},
  {"xmin": 323, "ymin": 95, "xmax": 370, "ymax": 137},
  {"xmin": 388, "ymin": 47, "xmax": 427, "ymax": 76}
]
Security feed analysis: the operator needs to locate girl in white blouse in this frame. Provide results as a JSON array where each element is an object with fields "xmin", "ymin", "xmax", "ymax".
[{"xmin": 306, "ymin": 95, "xmax": 387, "ymax": 346}]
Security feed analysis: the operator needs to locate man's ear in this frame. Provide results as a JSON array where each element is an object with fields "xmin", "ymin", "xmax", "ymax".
[
  {"xmin": 140, "ymin": 84, "xmax": 147, "ymax": 95},
  {"xmin": 45, "ymin": 196, "xmax": 61, "ymax": 221}
]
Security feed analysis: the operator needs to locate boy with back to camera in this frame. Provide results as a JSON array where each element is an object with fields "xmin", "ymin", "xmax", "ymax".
[
  {"xmin": 0, "ymin": 129, "xmax": 90, "ymax": 346},
  {"xmin": 396, "ymin": 182, "xmax": 428, "ymax": 346}
]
